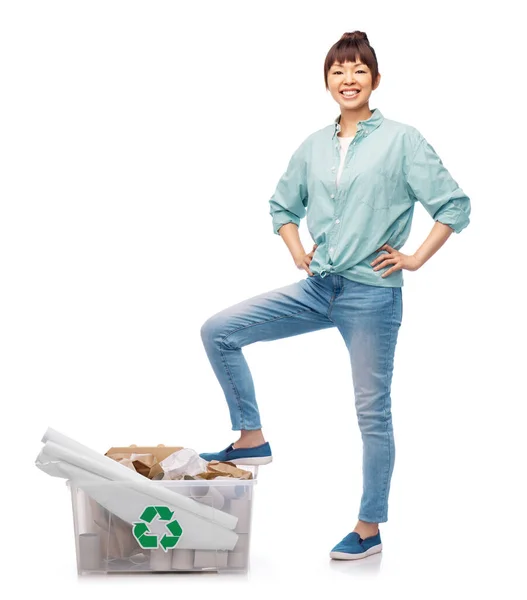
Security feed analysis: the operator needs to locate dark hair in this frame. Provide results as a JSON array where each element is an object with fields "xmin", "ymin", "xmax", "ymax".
[{"xmin": 324, "ymin": 31, "xmax": 379, "ymax": 90}]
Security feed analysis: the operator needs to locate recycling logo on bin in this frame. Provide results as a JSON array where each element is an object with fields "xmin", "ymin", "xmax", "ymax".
[{"xmin": 132, "ymin": 506, "xmax": 183, "ymax": 552}]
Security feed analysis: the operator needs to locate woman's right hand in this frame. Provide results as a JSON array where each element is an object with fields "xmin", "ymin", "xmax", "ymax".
[{"xmin": 294, "ymin": 244, "xmax": 318, "ymax": 276}]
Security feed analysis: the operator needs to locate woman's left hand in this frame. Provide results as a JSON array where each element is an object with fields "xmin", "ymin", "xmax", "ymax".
[{"xmin": 370, "ymin": 244, "xmax": 422, "ymax": 278}]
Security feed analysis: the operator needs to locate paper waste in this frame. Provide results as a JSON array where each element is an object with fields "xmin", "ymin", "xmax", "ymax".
[{"xmin": 35, "ymin": 427, "xmax": 240, "ymax": 551}]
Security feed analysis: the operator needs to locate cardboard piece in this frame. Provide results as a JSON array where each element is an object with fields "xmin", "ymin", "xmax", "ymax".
[
  {"xmin": 204, "ymin": 460, "xmax": 253, "ymax": 480},
  {"xmin": 105, "ymin": 444, "xmax": 184, "ymax": 480}
]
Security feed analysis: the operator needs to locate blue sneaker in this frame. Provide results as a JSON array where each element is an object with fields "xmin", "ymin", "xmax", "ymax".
[
  {"xmin": 199, "ymin": 441, "xmax": 273, "ymax": 466},
  {"xmin": 330, "ymin": 530, "xmax": 382, "ymax": 560}
]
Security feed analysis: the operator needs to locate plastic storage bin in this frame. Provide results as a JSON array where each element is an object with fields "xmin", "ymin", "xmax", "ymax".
[{"xmin": 67, "ymin": 466, "xmax": 258, "ymax": 574}]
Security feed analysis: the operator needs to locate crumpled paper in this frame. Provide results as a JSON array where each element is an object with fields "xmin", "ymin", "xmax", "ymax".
[
  {"xmin": 160, "ymin": 448, "xmax": 209, "ymax": 479},
  {"xmin": 159, "ymin": 449, "xmax": 253, "ymax": 480},
  {"xmin": 105, "ymin": 447, "xmax": 254, "ymax": 480}
]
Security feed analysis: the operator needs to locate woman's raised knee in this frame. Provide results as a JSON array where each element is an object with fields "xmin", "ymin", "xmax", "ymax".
[{"xmin": 200, "ymin": 314, "xmax": 229, "ymax": 346}]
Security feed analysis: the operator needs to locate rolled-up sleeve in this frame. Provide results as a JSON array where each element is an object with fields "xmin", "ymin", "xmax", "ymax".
[
  {"xmin": 269, "ymin": 140, "xmax": 309, "ymax": 235},
  {"xmin": 405, "ymin": 134, "xmax": 471, "ymax": 234}
]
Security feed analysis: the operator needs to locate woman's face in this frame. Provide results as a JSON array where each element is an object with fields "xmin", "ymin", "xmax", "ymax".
[{"xmin": 327, "ymin": 60, "xmax": 380, "ymax": 110}]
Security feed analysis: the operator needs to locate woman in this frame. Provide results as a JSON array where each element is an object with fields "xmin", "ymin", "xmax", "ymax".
[{"xmin": 199, "ymin": 31, "xmax": 471, "ymax": 560}]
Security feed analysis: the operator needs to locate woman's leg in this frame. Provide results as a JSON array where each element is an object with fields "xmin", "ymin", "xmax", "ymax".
[
  {"xmin": 200, "ymin": 275, "xmax": 336, "ymax": 437},
  {"xmin": 331, "ymin": 276, "xmax": 403, "ymax": 528}
]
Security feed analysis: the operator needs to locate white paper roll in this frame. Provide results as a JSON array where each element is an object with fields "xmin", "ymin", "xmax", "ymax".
[
  {"xmin": 190, "ymin": 484, "xmax": 225, "ymax": 510},
  {"xmin": 227, "ymin": 533, "xmax": 249, "ymax": 569},
  {"xmin": 213, "ymin": 480, "xmax": 249, "ymax": 500},
  {"xmin": 171, "ymin": 549, "xmax": 194, "ymax": 570},
  {"xmin": 150, "ymin": 548, "xmax": 173, "ymax": 571},
  {"xmin": 77, "ymin": 491, "xmax": 98, "ymax": 534},
  {"xmin": 42, "ymin": 427, "xmax": 114, "ymax": 463},
  {"xmin": 229, "ymin": 498, "xmax": 252, "ymax": 534},
  {"xmin": 79, "ymin": 533, "xmax": 102, "ymax": 571},
  {"xmin": 194, "ymin": 550, "xmax": 229, "ymax": 569},
  {"xmin": 37, "ymin": 440, "xmax": 237, "ymax": 530}
]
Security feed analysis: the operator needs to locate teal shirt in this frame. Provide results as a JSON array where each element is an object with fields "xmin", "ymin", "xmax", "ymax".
[{"xmin": 269, "ymin": 107, "xmax": 471, "ymax": 287}]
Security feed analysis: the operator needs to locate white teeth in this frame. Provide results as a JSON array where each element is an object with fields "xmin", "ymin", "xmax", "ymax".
[{"xmin": 341, "ymin": 90, "xmax": 359, "ymax": 96}]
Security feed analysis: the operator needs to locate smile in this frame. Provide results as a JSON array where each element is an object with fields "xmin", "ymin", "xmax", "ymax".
[{"xmin": 340, "ymin": 90, "xmax": 360, "ymax": 98}]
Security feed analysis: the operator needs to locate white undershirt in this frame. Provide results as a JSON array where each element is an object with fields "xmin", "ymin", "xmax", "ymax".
[{"xmin": 336, "ymin": 135, "xmax": 355, "ymax": 187}]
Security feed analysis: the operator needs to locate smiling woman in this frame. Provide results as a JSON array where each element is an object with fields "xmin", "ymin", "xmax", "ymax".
[{"xmin": 199, "ymin": 30, "xmax": 471, "ymax": 564}]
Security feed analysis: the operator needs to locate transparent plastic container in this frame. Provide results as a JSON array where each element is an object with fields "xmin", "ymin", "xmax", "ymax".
[{"xmin": 67, "ymin": 466, "xmax": 258, "ymax": 574}]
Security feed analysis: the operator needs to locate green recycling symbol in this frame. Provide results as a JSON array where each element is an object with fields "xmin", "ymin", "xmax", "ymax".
[{"xmin": 132, "ymin": 506, "xmax": 183, "ymax": 552}]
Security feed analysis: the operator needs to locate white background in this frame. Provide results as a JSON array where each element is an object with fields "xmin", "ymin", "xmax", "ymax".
[{"xmin": 2, "ymin": 1, "xmax": 525, "ymax": 598}]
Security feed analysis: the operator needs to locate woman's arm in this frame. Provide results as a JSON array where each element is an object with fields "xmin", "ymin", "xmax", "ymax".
[
  {"xmin": 371, "ymin": 221, "xmax": 455, "ymax": 277},
  {"xmin": 413, "ymin": 220, "xmax": 454, "ymax": 268},
  {"xmin": 269, "ymin": 140, "xmax": 309, "ymax": 236},
  {"xmin": 277, "ymin": 222, "xmax": 305, "ymax": 261},
  {"xmin": 405, "ymin": 133, "xmax": 471, "ymax": 234}
]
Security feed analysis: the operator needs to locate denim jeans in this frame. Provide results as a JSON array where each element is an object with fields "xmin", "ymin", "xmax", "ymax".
[{"xmin": 200, "ymin": 273, "xmax": 403, "ymax": 523}]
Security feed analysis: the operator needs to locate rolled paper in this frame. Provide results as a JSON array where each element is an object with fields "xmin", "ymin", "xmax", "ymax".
[
  {"xmin": 190, "ymin": 484, "xmax": 209, "ymax": 497},
  {"xmin": 42, "ymin": 427, "xmax": 119, "ymax": 464},
  {"xmin": 37, "ymin": 439, "xmax": 237, "ymax": 530},
  {"xmin": 212, "ymin": 479, "xmax": 249, "ymax": 500},
  {"xmin": 77, "ymin": 492, "xmax": 98, "ymax": 534},
  {"xmin": 227, "ymin": 533, "xmax": 249, "ymax": 569},
  {"xmin": 150, "ymin": 548, "xmax": 173, "ymax": 571},
  {"xmin": 229, "ymin": 497, "xmax": 252, "ymax": 534},
  {"xmin": 171, "ymin": 549, "xmax": 194, "ymax": 570},
  {"xmin": 189, "ymin": 484, "xmax": 225, "ymax": 510},
  {"xmin": 88, "ymin": 496, "xmax": 110, "ymax": 532},
  {"xmin": 234, "ymin": 485, "xmax": 248, "ymax": 499},
  {"xmin": 39, "ymin": 429, "xmax": 238, "ymax": 529},
  {"xmin": 79, "ymin": 533, "xmax": 102, "ymax": 571},
  {"xmin": 194, "ymin": 550, "xmax": 229, "ymax": 569},
  {"xmin": 43, "ymin": 457, "xmax": 240, "ymax": 550}
]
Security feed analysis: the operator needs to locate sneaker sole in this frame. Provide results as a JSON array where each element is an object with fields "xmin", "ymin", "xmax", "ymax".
[
  {"xmin": 228, "ymin": 455, "xmax": 273, "ymax": 465},
  {"xmin": 330, "ymin": 543, "xmax": 382, "ymax": 560}
]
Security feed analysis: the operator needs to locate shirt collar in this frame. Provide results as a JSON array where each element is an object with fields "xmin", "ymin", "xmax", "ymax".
[{"xmin": 332, "ymin": 107, "xmax": 384, "ymax": 139}]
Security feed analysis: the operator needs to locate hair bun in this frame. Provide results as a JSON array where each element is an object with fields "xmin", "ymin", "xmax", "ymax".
[{"xmin": 340, "ymin": 31, "xmax": 369, "ymax": 43}]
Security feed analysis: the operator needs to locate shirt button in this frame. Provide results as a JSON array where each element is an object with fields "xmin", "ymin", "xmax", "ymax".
[
  {"xmin": 329, "ymin": 247, "xmax": 334, "ymax": 252},
  {"xmin": 330, "ymin": 194, "xmax": 335, "ymax": 198},
  {"xmin": 331, "ymin": 166, "xmax": 336, "ymax": 171},
  {"xmin": 335, "ymin": 219, "xmax": 340, "ymax": 224}
]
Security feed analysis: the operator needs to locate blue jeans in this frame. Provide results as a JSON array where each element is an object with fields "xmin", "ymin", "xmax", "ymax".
[{"xmin": 200, "ymin": 273, "xmax": 403, "ymax": 523}]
